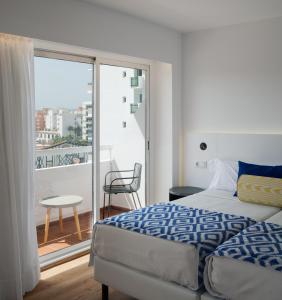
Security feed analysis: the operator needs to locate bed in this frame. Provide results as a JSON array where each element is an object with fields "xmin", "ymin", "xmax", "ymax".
[
  {"xmin": 204, "ymin": 210, "xmax": 282, "ymax": 300},
  {"xmin": 92, "ymin": 133, "xmax": 282, "ymax": 300},
  {"xmin": 91, "ymin": 189, "xmax": 280, "ymax": 300}
]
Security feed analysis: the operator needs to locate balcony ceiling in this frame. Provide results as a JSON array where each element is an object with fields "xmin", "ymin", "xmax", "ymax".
[{"xmin": 79, "ymin": 0, "xmax": 282, "ymax": 33}]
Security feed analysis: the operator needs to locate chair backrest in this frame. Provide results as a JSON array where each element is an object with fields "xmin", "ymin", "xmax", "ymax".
[{"xmin": 130, "ymin": 163, "xmax": 142, "ymax": 192}]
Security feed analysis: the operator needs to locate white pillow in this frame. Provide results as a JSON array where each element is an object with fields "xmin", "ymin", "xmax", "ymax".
[{"xmin": 208, "ymin": 159, "xmax": 238, "ymax": 192}]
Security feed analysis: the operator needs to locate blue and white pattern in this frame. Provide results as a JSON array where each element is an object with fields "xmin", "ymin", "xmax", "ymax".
[
  {"xmin": 212, "ymin": 221, "xmax": 282, "ymax": 272},
  {"xmin": 96, "ymin": 203, "xmax": 255, "ymax": 287}
]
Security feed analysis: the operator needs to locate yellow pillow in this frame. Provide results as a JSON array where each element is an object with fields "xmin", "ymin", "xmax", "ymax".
[{"xmin": 237, "ymin": 175, "xmax": 282, "ymax": 208}]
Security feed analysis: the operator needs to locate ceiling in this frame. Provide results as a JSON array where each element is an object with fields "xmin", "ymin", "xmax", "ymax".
[{"xmin": 80, "ymin": 0, "xmax": 282, "ymax": 32}]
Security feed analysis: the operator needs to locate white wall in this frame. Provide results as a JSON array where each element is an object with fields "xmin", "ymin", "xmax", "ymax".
[
  {"xmin": 150, "ymin": 62, "xmax": 173, "ymax": 202},
  {"xmin": 182, "ymin": 17, "xmax": 282, "ymax": 184},
  {"xmin": 184, "ymin": 133, "xmax": 282, "ymax": 188},
  {"xmin": 182, "ymin": 17, "xmax": 282, "ymax": 134},
  {"xmin": 0, "ymin": 0, "xmax": 182, "ymax": 196}
]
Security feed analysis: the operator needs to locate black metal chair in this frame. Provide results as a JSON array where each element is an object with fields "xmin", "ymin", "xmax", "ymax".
[{"xmin": 103, "ymin": 162, "xmax": 142, "ymax": 218}]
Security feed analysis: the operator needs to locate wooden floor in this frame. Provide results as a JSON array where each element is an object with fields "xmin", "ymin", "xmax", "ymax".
[
  {"xmin": 24, "ymin": 255, "xmax": 134, "ymax": 300},
  {"xmin": 37, "ymin": 207, "xmax": 128, "ymax": 256}
]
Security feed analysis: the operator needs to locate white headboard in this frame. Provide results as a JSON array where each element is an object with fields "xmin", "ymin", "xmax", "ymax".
[{"xmin": 184, "ymin": 133, "xmax": 282, "ymax": 188}]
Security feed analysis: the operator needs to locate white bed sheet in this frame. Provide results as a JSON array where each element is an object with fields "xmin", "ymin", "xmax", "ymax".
[
  {"xmin": 175, "ymin": 189, "xmax": 280, "ymax": 221},
  {"xmin": 93, "ymin": 190, "xmax": 280, "ymax": 292},
  {"xmin": 204, "ymin": 209, "xmax": 282, "ymax": 300},
  {"xmin": 266, "ymin": 210, "xmax": 282, "ymax": 226}
]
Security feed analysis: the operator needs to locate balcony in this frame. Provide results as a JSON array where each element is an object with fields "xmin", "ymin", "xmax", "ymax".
[{"xmin": 35, "ymin": 145, "xmax": 134, "ymax": 256}]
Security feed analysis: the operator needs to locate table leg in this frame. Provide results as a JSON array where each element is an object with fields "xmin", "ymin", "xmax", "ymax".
[
  {"xmin": 73, "ymin": 207, "xmax": 82, "ymax": 240},
  {"xmin": 59, "ymin": 208, "xmax": 63, "ymax": 232},
  {"xmin": 44, "ymin": 208, "xmax": 51, "ymax": 243}
]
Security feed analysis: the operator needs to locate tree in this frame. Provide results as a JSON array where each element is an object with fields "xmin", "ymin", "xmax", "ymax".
[
  {"xmin": 51, "ymin": 133, "xmax": 89, "ymax": 147},
  {"xmin": 74, "ymin": 125, "xmax": 82, "ymax": 138},
  {"xmin": 68, "ymin": 125, "xmax": 75, "ymax": 136},
  {"xmin": 52, "ymin": 135, "xmax": 64, "ymax": 145}
]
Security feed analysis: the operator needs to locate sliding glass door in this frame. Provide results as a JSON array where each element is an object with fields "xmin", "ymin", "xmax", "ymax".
[
  {"xmin": 33, "ymin": 50, "xmax": 150, "ymax": 265},
  {"xmin": 34, "ymin": 51, "xmax": 95, "ymax": 259},
  {"xmin": 95, "ymin": 60, "xmax": 149, "ymax": 220}
]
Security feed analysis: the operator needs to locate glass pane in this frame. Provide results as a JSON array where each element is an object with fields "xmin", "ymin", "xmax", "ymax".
[
  {"xmin": 100, "ymin": 64, "xmax": 146, "ymax": 219},
  {"xmin": 34, "ymin": 56, "xmax": 93, "ymax": 257}
]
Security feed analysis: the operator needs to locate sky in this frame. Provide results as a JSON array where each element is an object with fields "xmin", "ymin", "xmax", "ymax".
[{"xmin": 34, "ymin": 57, "xmax": 93, "ymax": 110}]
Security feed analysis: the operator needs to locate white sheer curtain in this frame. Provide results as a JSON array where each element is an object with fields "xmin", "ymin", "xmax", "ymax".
[{"xmin": 0, "ymin": 33, "xmax": 39, "ymax": 299}]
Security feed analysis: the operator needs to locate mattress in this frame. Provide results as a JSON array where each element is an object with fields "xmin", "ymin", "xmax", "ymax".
[
  {"xmin": 93, "ymin": 190, "xmax": 280, "ymax": 291},
  {"xmin": 204, "ymin": 210, "xmax": 282, "ymax": 300}
]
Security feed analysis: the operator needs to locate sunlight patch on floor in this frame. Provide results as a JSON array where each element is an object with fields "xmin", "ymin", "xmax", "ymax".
[{"xmin": 41, "ymin": 255, "xmax": 90, "ymax": 280}]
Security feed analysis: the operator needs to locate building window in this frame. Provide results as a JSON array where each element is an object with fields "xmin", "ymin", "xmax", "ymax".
[
  {"xmin": 130, "ymin": 103, "xmax": 139, "ymax": 114},
  {"xmin": 131, "ymin": 76, "xmax": 139, "ymax": 87}
]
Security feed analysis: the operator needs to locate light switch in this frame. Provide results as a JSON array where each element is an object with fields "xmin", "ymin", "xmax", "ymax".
[{"xmin": 195, "ymin": 161, "xmax": 207, "ymax": 168}]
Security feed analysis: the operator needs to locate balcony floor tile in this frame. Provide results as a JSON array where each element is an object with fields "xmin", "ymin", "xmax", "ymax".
[{"xmin": 37, "ymin": 208, "xmax": 127, "ymax": 256}]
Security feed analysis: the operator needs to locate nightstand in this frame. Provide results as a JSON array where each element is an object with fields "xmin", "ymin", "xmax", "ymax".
[{"xmin": 169, "ymin": 186, "xmax": 204, "ymax": 201}]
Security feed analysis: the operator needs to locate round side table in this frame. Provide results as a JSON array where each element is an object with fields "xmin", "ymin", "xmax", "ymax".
[{"xmin": 40, "ymin": 195, "xmax": 83, "ymax": 243}]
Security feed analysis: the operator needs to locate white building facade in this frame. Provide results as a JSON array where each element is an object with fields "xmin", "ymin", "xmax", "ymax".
[
  {"xmin": 56, "ymin": 109, "xmax": 76, "ymax": 137},
  {"xmin": 45, "ymin": 109, "xmax": 58, "ymax": 131},
  {"xmin": 36, "ymin": 130, "xmax": 58, "ymax": 144},
  {"xmin": 82, "ymin": 101, "xmax": 93, "ymax": 142}
]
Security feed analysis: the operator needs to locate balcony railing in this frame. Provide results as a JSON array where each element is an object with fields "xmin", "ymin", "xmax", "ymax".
[
  {"xmin": 34, "ymin": 144, "xmax": 138, "ymax": 256},
  {"xmin": 35, "ymin": 145, "xmax": 112, "ymax": 169}
]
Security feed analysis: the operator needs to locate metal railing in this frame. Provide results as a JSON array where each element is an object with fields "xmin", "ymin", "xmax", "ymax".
[{"xmin": 35, "ymin": 145, "xmax": 112, "ymax": 169}]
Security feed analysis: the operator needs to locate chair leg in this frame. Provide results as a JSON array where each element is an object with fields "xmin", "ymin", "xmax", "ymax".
[
  {"xmin": 103, "ymin": 193, "xmax": 106, "ymax": 219},
  {"xmin": 108, "ymin": 194, "xmax": 111, "ymax": 217},
  {"xmin": 131, "ymin": 193, "xmax": 137, "ymax": 209},
  {"xmin": 135, "ymin": 191, "xmax": 142, "ymax": 208},
  {"xmin": 102, "ymin": 284, "xmax": 109, "ymax": 300}
]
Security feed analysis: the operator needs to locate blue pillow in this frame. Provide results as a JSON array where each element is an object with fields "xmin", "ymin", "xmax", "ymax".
[{"xmin": 234, "ymin": 161, "xmax": 282, "ymax": 196}]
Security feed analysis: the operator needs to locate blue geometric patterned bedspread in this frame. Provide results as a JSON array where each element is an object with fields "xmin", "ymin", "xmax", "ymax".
[
  {"xmin": 96, "ymin": 202, "xmax": 256, "ymax": 288},
  {"xmin": 212, "ymin": 221, "xmax": 282, "ymax": 272}
]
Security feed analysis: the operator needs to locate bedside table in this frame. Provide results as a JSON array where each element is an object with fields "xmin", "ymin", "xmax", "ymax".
[{"xmin": 169, "ymin": 186, "xmax": 204, "ymax": 201}]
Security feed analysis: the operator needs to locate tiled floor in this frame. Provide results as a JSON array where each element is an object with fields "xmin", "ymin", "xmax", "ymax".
[{"xmin": 37, "ymin": 208, "xmax": 126, "ymax": 256}]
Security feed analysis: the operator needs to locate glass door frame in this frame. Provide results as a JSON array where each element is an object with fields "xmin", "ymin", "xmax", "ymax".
[
  {"xmin": 34, "ymin": 50, "xmax": 150, "ymax": 267},
  {"xmin": 34, "ymin": 49, "xmax": 96, "ymax": 268},
  {"xmin": 94, "ymin": 58, "xmax": 150, "ymax": 223}
]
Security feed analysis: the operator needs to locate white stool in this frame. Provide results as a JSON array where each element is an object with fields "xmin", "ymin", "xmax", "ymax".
[{"xmin": 40, "ymin": 195, "xmax": 83, "ymax": 243}]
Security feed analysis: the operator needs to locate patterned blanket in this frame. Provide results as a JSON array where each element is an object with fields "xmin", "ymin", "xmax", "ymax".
[
  {"xmin": 211, "ymin": 221, "xmax": 282, "ymax": 272},
  {"xmin": 96, "ymin": 202, "xmax": 256, "ymax": 288}
]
